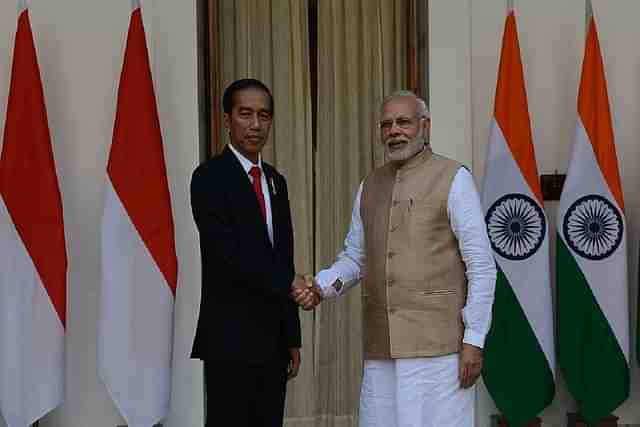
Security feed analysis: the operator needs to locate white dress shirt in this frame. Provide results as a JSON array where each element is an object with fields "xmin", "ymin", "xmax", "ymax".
[
  {"xmin": 228, "ymin": 143, "xmax": 274, "ymax": 245},
  {"xmin": 316, "ymin": 167, "xmax": 497, "ymax": 348}
]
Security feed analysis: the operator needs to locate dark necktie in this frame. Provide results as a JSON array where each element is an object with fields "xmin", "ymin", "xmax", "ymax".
[{"xmin": 249, "ymin": 166, "xmax": 267, "ymax": 222}]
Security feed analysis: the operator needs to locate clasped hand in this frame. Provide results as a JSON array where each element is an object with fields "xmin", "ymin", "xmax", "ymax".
[{"xmin": 289, "ymin": 274, "xmax": 323, "ymax": 310}]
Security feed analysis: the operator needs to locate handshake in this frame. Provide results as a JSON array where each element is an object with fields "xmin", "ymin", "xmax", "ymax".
[{"xmin": 289, "ymin": 274, "xmax": 323, "ymax": 310}]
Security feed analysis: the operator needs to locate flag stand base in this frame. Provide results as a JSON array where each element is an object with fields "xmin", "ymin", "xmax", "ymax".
[
  {"xmin": 567, "ymin": 413, "xmax": 618, "ymax": 426},
  {"xmin": 491, "ymin": 414, "xmax": 541, "ymax": 426}
]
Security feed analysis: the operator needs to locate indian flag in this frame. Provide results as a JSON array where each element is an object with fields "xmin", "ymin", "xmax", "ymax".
[
  {"xmin": 556, "ymin": 13, "xmax": 629, "ymax": 424},
  {"xmin": 481, "ymin": 10, "xmax": 555, "ymax": 426}
]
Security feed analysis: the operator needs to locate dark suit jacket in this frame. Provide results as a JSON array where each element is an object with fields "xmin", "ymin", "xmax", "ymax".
[{"xmin": 190, "ymin": 146, "xmax": 301, "ymax": 364}]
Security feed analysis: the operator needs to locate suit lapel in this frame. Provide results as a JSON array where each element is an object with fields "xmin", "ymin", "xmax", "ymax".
[{"xmin": 263, "ymin": 166, "xmax": 279, "ymax": 249}]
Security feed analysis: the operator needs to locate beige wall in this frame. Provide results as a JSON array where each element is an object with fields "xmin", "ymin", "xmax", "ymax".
[
  {"xmin": 431, "ymin": 1, "xmax": 640, "ymax": 426},
  {"xmin": 0, "ymin": 1, "xmax": 203, "ymax": 426}
]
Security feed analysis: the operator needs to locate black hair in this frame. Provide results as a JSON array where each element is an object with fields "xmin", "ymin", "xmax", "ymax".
[{"xmin": 222, "ymin": 78, "xmax": 274, "ymax": 114}]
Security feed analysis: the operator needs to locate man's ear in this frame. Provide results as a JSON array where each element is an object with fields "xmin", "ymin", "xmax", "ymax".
[
  {"xmin": 423, "ymin": 117, "xmax": 430, "ymax": 130},
  {"xmin": 223, "ymin": 113, "xmax": 231, "ymax": 131},
  {"xmin": 423, "ymin": 117, "xmax": 431, "ymax": 139}
]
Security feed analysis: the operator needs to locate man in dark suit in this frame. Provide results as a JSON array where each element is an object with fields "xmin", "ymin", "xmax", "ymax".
[{"xmin": 190, "ymin": 79, "xmax": 310, "ymax": 427}]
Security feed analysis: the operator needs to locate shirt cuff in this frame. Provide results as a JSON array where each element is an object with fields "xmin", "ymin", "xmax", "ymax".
[
  {"xmin": 315, "ymin": 270, "xmax": 340, "ymax": 299},
  {"xmin": 462, "ymin": 329, "xmax": 486, "ymax": 349}
]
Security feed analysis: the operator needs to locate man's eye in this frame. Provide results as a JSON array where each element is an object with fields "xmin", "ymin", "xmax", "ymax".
[
  {"xmin": 396, "ymin": 118, "xmax": 412, "ymax": 127},
  {"xmin": 380, "ymin": 121, "xmax": 393, "ymax": 130}
]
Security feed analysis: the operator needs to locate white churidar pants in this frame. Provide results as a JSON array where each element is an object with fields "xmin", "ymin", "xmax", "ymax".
[{"xmin": 359, "ymin": 354, "xmax": 475, "ymax": 427}]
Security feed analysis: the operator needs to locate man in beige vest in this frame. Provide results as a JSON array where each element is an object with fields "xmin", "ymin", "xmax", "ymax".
[{"xmin": 295, "ymin": 91, "xmax": 496, "ymax": 427}]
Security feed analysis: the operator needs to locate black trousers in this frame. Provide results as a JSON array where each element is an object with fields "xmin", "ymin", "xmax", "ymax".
[{"xmin": 204, "ymin": 359, "xmax": 288, "ymax": 427}]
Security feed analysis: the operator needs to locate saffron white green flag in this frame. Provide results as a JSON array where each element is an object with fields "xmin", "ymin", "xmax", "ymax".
[
  {"xmin": 556, "ymin": 14, "xmax": 629, "ymax": 424},
  {"xmin": 481, "ymin": 10, "xmax": 555, "ymax": 427}
]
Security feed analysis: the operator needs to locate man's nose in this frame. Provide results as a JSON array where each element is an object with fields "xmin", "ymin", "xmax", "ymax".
[
  {"xmin": 388, "ymin": 121, "xmax": 402, "ymax": 136},
  {"xmin": 249, "ymin": 114, "xmax": 261, "ymax": 128}
]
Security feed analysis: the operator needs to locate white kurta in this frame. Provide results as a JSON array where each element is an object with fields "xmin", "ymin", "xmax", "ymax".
[
  {"xmin": 360, "ymin": 356, "xmax": 474, "ymax": 427},
  {"xmin": 316, "ymin": 165, "xmax": 496, "ymax": 427}
]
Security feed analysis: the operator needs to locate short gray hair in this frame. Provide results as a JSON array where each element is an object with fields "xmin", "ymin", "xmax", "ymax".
[{"xmin": 381, "ymin": 90, "xmax": 430, "ymax": 118}]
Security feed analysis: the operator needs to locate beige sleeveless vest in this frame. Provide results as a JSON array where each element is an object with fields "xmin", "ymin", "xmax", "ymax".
[{"xmin": 360, "ymin": 147, "xmax": 468, "ymax": 359}]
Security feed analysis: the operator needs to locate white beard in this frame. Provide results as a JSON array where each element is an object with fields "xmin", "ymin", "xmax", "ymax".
[{"xmin": 384, "ymin": 127, "xmax": 426, "ymax": 163}]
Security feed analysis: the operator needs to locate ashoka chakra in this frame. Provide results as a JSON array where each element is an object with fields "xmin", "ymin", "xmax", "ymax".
[
  {"xmin": 562, "ymin": 195, "xmax": 623, "ymax": 261},
  {"xmin": 485, "ymin": 193, "xmax": 546, "ymax": 261}
]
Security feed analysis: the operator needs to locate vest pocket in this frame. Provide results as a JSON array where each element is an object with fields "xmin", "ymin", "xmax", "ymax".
[
  {"xmin": 420, "ymin": 289, "xmax": 456, "ymax": 296},
  {"xmin": 388, "ymin": 286, "xmax": 461, "ymax": 312}
]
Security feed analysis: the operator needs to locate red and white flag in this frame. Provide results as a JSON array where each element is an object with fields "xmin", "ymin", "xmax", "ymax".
[
  {"xmin": 98, "ymin": 2, "xmax": 178, "ymax": 426},
  {"xmin": 0, "ymin": 4, "xmax": 67, "ymax": 427}
]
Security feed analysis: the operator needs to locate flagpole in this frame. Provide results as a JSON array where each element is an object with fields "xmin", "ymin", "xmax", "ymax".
[{"xmin": 507, "ymin": 0, "xmax": 514, "ymax": 12}]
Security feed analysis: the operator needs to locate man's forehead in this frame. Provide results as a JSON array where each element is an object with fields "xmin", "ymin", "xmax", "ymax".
[
  {"xmin": 233, "ymin": 88, "xmax": 271, "ymax": 109},
  {"xmin": 381, "ymin": 96, "xmax": 417, "ymax": 117}
]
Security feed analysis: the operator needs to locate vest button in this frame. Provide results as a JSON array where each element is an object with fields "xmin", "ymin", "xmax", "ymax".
[
  {"xmin": 387, "ymin": 252, "xmax": 396, "ymax": 259},
  {"xmin": 390, "ymin": 225, "xmax": 398, "ymax": 232},
  {"xmin": 387, "ymin": 279, "xmax": 394, "ymax": 287},
  {"xmin": 392, "ymin": 200, "xmax": 399, "ymax": 207}
]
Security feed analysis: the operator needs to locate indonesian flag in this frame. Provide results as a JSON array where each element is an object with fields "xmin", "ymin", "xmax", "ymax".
[
  {"xmin": 0, "ymin": 5, "xmax": 67, "ymax": 427},
  {"xmin": 98, "ymin": 2, "xmax": 178, "ymax": 426},
  {"xmin": 481, "ymin": 10, "xmax": 555, "ymax": 426},
  {"xmin": 556, "ymin": 12, "xmax": 629, "ymax": 424}
]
